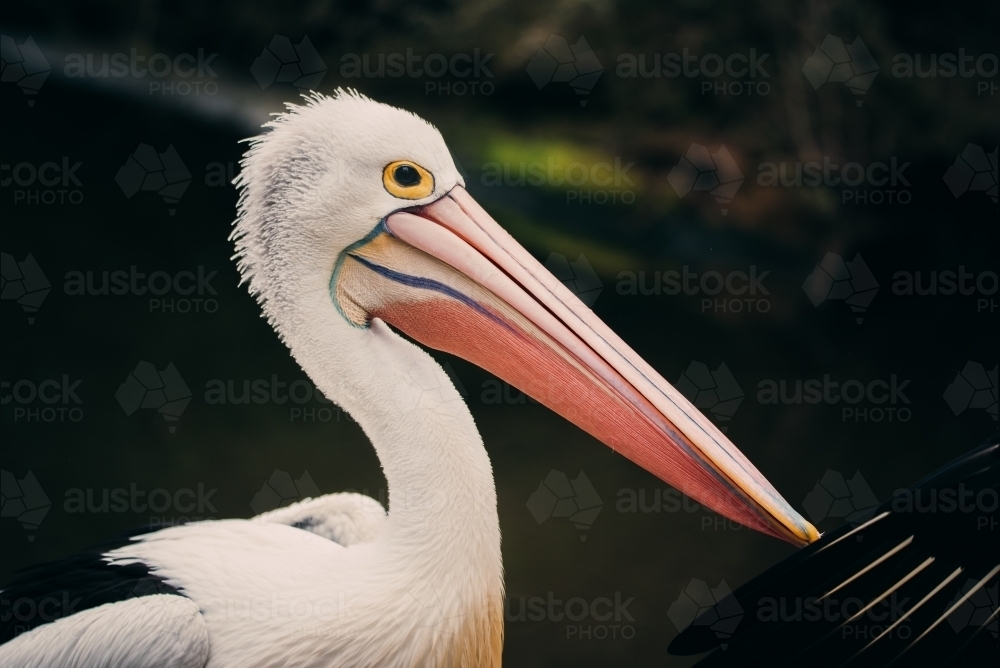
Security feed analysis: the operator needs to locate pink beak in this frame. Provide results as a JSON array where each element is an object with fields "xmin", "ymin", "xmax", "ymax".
[{"xmin": 333, "ymin": 185, "xmax": 819, "ymax": 546}]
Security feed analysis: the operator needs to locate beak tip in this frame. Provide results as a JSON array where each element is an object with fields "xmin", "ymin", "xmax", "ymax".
[
  {"xmin": 804, "ymin": 521, "xmax": 822, "ymax": 545},
  {"xmin": 785, "ymin": 519, "xmax": 821, "ymax": 546}
]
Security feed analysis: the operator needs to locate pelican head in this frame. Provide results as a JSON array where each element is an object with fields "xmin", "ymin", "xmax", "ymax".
[{"xmin": 233, "ymin": 89, "xmax": 819, "ymax": 547}]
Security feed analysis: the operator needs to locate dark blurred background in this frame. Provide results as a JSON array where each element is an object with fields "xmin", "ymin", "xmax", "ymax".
[{"xmin": 1, "ymin": 1, "xmax": 997, "ymax": 665}]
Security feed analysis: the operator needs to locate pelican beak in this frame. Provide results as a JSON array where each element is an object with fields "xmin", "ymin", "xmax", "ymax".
[{"xmin": 333, "ymin": 185, "xmax": 819, "ymax": 546}]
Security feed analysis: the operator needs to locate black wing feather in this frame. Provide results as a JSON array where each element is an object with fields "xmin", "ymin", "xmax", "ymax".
[
  {"xmin": 669, "ymin": 435, "xmax": 999, "ymax": 667},
  {"xmin": 1, "ymin": 526, "xmax": 185, "ymax": 644}
]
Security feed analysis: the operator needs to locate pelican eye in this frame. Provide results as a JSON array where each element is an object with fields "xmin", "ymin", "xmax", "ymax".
[
  {"xmin": 383, "ymin": 161, "xmax": 434, "ymax": 200},
  {"xmin": 394, "ymin": 164, "xmax": 420, "ymax": 186}
]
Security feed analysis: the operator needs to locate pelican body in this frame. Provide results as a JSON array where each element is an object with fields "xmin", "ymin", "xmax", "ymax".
[{"xmin": 0, "ymin": 92, "xmax": 816, "ymax": 667}]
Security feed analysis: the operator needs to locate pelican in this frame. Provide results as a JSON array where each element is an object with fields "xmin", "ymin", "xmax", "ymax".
[{"xmin": 0, "ymin": 91, "xmax": 818, "ymax": 668}]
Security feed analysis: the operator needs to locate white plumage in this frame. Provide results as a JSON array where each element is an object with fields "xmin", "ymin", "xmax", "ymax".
[
  {"xmin": 252, "ymin": 493, "xmax": 388, "ymax": 547},
  {"xmin": 3, "ymin": 91, "xmax": 502, "ymax": 668},
  {"xmin": 1, "ymin": 595, "xmax": 209, "ymax": 668}
]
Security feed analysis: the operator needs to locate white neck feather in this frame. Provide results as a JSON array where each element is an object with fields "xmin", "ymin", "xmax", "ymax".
[
  {"xmin": 272, "ymin": 281, "xmax": 504, "ymax": 664},
  {"xmin": 229, "ymin": 92, "xmax": 504, "ymax": 663},
  {"xmin": 283, "ymin": 283, "xmax": 500, "ymax": 563}
]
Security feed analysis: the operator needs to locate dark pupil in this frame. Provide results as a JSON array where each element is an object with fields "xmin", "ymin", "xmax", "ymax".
[{"xmin": 393, "ymin": 164, "xmax": 421, "ymax": 187}]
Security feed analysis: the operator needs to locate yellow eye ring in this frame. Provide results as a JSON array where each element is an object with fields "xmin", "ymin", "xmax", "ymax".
[{"xmin": 383, "ymin": 161, "xmax": 434, "ymax": 200}]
